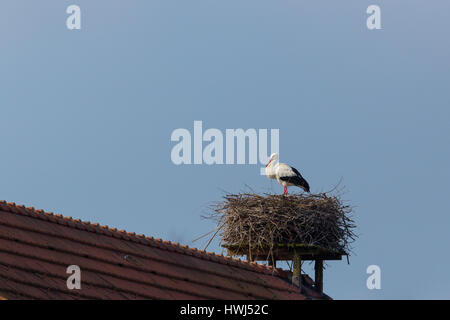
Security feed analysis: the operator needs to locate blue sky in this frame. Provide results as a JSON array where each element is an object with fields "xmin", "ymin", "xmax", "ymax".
[{"xmin": 1, "ymin": 1, "xmax": 449, "ymax": 299}]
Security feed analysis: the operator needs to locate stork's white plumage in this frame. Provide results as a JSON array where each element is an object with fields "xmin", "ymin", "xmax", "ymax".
[{"xmin": 265, "ymin": 153, "xmax": 310, "ymax": 195}]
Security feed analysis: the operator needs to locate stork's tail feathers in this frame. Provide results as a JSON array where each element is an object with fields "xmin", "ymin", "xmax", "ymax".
[
  {"xmin": 299, "ymin": 177, "xmax": 310, "ymax": 193},
  {"xmin": 289, "ymin": 167, "xmax": 310, "ymax": 192}
]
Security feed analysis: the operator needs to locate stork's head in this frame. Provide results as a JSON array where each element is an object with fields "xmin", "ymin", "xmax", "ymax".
[{"xmin": 266, "ymin": 153, "xmax": 279, "ymax": 167}]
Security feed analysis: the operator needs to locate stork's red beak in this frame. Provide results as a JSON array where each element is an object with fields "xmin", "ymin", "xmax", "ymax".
[{"xmin": 265, "ymin": 158, "xmax": 271, "ymax": 167}]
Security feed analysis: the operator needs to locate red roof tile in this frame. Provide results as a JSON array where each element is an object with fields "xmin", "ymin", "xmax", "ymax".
[{"xmin": 0, "ymin": 200, "xmax": 329, "ymax": 300}]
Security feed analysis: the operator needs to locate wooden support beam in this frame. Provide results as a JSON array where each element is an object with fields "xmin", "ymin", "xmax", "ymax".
[
  {"xmin": 314, "ymin": 260, "xmax": 323, "ymax": 293},
  {"xmin": 292, "ymin": 250, "xmax": 302, "ymax": 290},
  {"xmin": 268, "ymin": 259, "xmax": 276, "ymax": 268}
]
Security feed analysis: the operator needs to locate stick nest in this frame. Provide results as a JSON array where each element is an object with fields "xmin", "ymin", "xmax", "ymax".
[{"xmin": 208, "ymin": 193, "xmax": 356, "ymax": 255}]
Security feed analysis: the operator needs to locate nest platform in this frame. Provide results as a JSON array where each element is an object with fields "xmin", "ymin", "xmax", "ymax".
[
  {"xmin": 207, "ymin": 192, "xmax": 356, "ymax": 293},
  {"xmin": 223, "ymin": 243, "xmax": 346, "ymax": 261}
]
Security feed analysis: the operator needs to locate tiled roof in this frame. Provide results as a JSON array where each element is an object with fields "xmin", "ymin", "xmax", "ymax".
[{"xmin": 0, "ymin": 200, "xmax": 328, "ymax": 300}]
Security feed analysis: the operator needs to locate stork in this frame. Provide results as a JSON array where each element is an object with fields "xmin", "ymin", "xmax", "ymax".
[{"xmin": 265, "ymin": 153, "xmax": 310, "ymax": 195}]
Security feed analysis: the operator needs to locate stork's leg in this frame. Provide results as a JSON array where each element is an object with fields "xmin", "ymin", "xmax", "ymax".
[{"xmin": 283, "ymin": 187, "xmax": 287, "ymax": 195}]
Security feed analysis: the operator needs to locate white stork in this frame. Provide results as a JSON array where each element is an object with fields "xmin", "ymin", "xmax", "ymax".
[{"xmin": 265, "ymin": 153, "xmax": 310, "ymax": 195}]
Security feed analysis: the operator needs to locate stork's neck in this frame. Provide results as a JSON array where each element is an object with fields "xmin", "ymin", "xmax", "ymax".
[
  {"xmin": 266, "ymin": 159, "xmax": 279, "ymax": 176},
  {"xmin": 269, "ymin": 160, "xmax": 278, "ymax": 168}
]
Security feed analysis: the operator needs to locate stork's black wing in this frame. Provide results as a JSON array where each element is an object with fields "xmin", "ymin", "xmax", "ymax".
[{"xmin": 279, "ymin": 167, "xmax": 310, "ymax": 192}]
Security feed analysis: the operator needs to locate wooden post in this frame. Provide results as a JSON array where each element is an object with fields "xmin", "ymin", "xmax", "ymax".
[
  {"xmin": 247, "ymin": 248, "xmax": 254, "ymax": 262},
  {"xmin": 314, "ymin": 259, "xmax": 323, "ymax": 293},
  {"xmin": 292, "ymin": 250, "xmax": 302, "ymax": 290}
]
